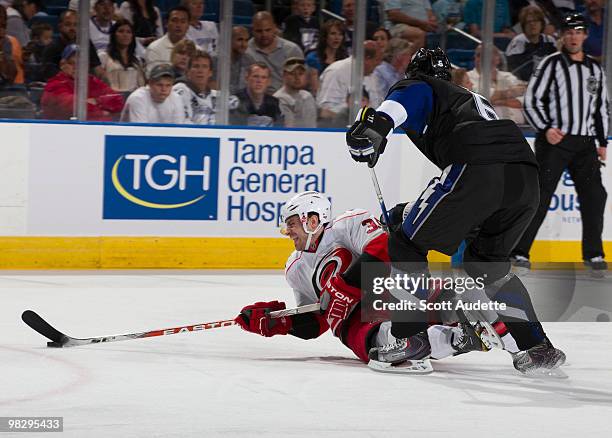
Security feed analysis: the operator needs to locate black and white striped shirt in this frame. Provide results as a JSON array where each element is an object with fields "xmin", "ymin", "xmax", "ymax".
[{"xmin": 524, "ymin": 49, "xmax": 609, "ymax": 146}]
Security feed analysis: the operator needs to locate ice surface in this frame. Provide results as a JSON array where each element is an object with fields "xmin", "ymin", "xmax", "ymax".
[{"xmin": 1, "ymin": 271, "xmax": 611, "ymax": 437}]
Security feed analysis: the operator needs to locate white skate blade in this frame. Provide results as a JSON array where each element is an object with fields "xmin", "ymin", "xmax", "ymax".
[
  {"xmin": 520, "ymin": 367, "xmax": 569, "ymax": 379},
  {"xmin": 367, "ymin": 358, "xmax": 434, "ymax": 375},
  {"xmin": 478, "ymin": 322, "xmax": 505, "ymax": 350}
]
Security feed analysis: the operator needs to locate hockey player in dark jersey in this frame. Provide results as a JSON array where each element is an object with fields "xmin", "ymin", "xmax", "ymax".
[{"xmin": 336, "ymin": 48, "xmax": 566, "ymax": 375}]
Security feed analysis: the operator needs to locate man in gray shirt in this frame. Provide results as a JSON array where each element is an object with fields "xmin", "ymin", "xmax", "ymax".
[
  {"xmin": 245, "ymin": 11, "xmax": 303, "ymax": 94},
  {"xmin": 274, "ymin": 57, "xmax": 317, "ymax": 128}
]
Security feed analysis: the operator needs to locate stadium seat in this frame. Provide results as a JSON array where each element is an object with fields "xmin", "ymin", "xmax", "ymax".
[
  {"xmin": 44, "ymin": 0, "xmax": 69, "ymax": 7},
  {"xmin": 30, "ymin": 15, "xmax": 60, "ymax": 33},
  {"xmin": 233, "ymin": 15, "xmax": 252, "ymax": 25},
  {"xmin": 445, "ymin": 32, "xmax": 478, "ymax": 50},
  {"xmin": 447, "ymin": 48, "xmax": 475, "ymax": 70}
]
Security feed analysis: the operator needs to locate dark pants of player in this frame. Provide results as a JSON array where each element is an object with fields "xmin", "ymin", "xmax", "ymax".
[
  {"xmin": 388, "ymin": 162, "xmax": 547, "ymax": 350},
  {"xmin": 512, "ymin": 134, "xmax": 607, "ymax": 261}
]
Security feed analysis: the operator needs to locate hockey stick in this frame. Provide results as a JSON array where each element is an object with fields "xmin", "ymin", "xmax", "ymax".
[
  {"xmin": 22, "ymin": 303, "xmax": 321, "ymax": 348},
  {"xmin": 369, "ymin": 167, "xmax": 390, "ymax": 232}
]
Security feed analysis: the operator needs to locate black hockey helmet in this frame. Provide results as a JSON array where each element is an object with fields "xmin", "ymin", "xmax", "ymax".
[
  {"xmin": 405, "ymin": 47, "xmax": 452, "ymax": 81},
  {"xmin": 561, "ymin": 12, "xmax": 587, "ymax": 31}
]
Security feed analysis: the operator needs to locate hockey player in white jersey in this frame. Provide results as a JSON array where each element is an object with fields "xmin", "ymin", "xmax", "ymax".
[{"xmin": 235, "ymin": 191, "xmax": 485, "ymax": 367}]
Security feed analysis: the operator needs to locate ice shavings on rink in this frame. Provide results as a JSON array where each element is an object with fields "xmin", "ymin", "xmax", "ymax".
[{"xmin": 1, "ymin": 272, "xmax": 611, "ymax": 438}]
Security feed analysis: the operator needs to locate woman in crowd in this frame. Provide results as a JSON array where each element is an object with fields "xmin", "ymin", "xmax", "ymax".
[
  {"xmin": 6, "ymin": 0, "xmax": 39, "ymax": 46},
  {"xmin": 305, "ymin": 19, "xmax": 347, "ymax": 94},
  {"xmin": 118, "ymin": 0, "xmax": 163, "ymax": 47},
  {"xmin": 98, "ymin": 19, "xmax": 145, "ymax": 93},
  {"xmin": 372, "ymin": 27, "xmax": 391, "ymax": 59},
  {"xmin": 505, "ymin": 5, "xmax": 557, "ymax": 81}
]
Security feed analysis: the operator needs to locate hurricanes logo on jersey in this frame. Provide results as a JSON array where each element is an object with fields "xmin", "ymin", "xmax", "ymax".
[{"xmin": 312, "ymin": 248, "xmax": 353, "ymax": 297}]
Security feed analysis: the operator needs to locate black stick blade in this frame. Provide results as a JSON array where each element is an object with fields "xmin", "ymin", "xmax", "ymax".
[{"xmin": 22, "ymin": 310, "xmax": 67, "ymax": 345}]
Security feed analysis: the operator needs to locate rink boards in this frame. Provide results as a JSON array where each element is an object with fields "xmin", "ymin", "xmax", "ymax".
[{"xmin": 0, "ymin": 121, "xmax": 610, "ymax": 268}]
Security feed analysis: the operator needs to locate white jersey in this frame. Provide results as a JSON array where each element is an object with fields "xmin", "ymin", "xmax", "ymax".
[
  {"xmin": 186, "ymin": 21, "xmax": 218, "ymax": 56},
  {"xmin": 173, "ymin": 82, "xmax": 239, "ymax": 125},
  {"xmin": 285, "ymin": 209, "xmax": 385, "ymax": 307},
  {"xmin": 283, "ymin": 208, "xmax": 464, "ymax": 360}
]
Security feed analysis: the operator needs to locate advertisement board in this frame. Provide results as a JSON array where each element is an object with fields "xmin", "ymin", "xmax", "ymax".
[
  {"xmin": 0, "ymin": 122, "xmax": 599, "ymax": 243},
  {"xmin": 26, "ymin": 124, "xmax": 416, "ymax": 236}
]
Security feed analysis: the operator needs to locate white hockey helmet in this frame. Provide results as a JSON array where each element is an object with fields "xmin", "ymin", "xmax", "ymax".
[{"xmin": 280, "ymin": 191, "xmax": 331, "ymax": 249}]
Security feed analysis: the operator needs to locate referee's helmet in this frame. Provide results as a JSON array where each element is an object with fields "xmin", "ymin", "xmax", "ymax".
[
  {"xmin": 405, "ymin": 47, "xmax": 452, "ymax": 81},
  {"xmin": 561, "ymin": 12, "xmax": 587, "ymax": 31}
]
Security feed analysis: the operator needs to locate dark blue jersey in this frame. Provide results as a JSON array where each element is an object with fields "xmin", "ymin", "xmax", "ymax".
[{"xmin": 377, "ymin": 74, "xmax": 536, "ymax": 169}]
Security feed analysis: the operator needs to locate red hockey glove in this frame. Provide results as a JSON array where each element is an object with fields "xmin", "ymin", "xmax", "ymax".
[
  {"xmin": 235, "ymin": 301, "xmax": 292, "ymax": 337},
  {"xmin": 319, "ymin": 275, "xmax": 361, "ymax": 336}
]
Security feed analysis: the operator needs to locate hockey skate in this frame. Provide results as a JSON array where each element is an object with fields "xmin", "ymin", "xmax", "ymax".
[
  {"xmin": 512, "ymin": 337, "xmax": 567, "ymax": 379},
  {"xmin": 510, "ymin": 255, "xmax": 531, "ymax": 275},
  {"xmin": 367, "ymin": 331, "xmax": 433, "ymax": 374},
  {"xmin": 584, "ymin": 256, "xmax": 607, "ymax": 278},
  {"xmin": 451, "ymin": 323, "xmax": 489, "ymax": 355}
]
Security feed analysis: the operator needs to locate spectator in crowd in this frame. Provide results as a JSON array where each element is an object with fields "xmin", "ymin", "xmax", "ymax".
[
  {"xmin": 119, "ymin": 0, "xmax": 163, "ymax": 47},
  {"xmin": 463, "ymin": 0, "xmax": 515, "ymax": 39},
  {"xmin": 174, "ymin": 50, "xmax": 234, "ymax": 125},
  {"xmin": 41, "ymin": 44, "xmax": 124, "ymax": 121},
  {"xmin": 505, "ymin": 5, "xmax": 557, "ymax": 81},
  {"xmin": 510, "ymin": 0, "xmax": 569, "ymax": 33},
  {"xmin": 451, "ymin": 67, "xmax": 474, "ymax": 90},
  {"xmin": 90, "ymin": 0, "xmax": 115, "ymax": 52},
  {"xmin": 0, "ymin": 4, "xmax": 17, "ymax": 88},
  {"xmin": 23, "ymin": 21, "xmax": 51, "ymax": 82},
  {"xmin": 432, "ymin": 0, "xmax": 465, "ymax": 28},
  {"xmin": 183, "ymin": 0, "xmax": 218, "ymax": 56},
  {"xmin": 383, "ymin": 0, "xmax": 438, "ymax": 51},
  {"xmin": 273, "ymin": 57, "xmax": 316, "ymax": 128},
  {"xmin": 41, "ymin": 10, "xmax": 104, "ymax": 81},
  {"xmin": 231, "ymin": 62, "xmax": 283, "ymax": 127},
  {"xmin": 304, "ymin": 19, "xmax": 346, "ymax": 94},
  {"xmin": 246, "ymin": 11, "xmax": 303, "ymax": 94},
  {"xmin": 283, "ymin": 0, "xmax": 319, "ymax": 54},
  {"xmin": 305, "ymin": 19, "xmax": 346, "ymax": 74},
  {"xmin": 1, "ymin": 3, "xmax": 25, "ymax": 86},
  {"xmin": 317, "ymin": 40, "xmax": 382, "ymax": 126},
  {"xmin": 374, "ymin": 37, "xmax": 413, "ymax": 94},
  {"xmin": 145, "ymin": 5, "xmax": 192, "ymax": 75},
  {"xmin": 121, "ymin": 63, "xmax": 186, "ymax": 124},
  {"xmin": 6, "ymin": 0, "xmax": 39, "ymax": 47},
  {"xmin": 98, "ymin": 19, "xmax": 145, "ymax": 93},
  {"xmin": 230, "ymin": 26, "xmax": 253, "ymax": 94},
  {"xmin": 468, "ymin": 45, "xmax": 526, "ymax": 124},
  {"xmin": 583, "ymin": 0, "xmax": 604, "ymax": 60},
  {"xmin": 341, "ymin": 0, "xmax": 378, "ymax": 54},
  {"xmin": 372, "ymin": 28, "xmax": 391, "ymax": 57},
  {"xmin": 170, "ymin": 39, "xmax": 196, "ymax": 81}
]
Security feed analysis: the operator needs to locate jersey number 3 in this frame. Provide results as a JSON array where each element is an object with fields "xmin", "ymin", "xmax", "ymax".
[
  {"xmin": 471, "ymin": 91, "xmax": 499, "ymax": 121},
  {"xmin": 362, "ymin": 218, "xmax": 382, "ymax": 234}
]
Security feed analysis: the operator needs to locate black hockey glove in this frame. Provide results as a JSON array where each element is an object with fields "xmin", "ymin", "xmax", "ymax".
[
  {"xmin": 346, "ymin": 107, "xmax": 394, "ymax": 168},
  {"xmin": 380, "ymin": 202, "xmax": 413, "ymax": 232}
]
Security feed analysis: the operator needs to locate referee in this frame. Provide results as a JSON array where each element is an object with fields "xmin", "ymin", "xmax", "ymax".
[{"xmin": 511, "ymin": 12, "xmax": 609, "ymax": 274}]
